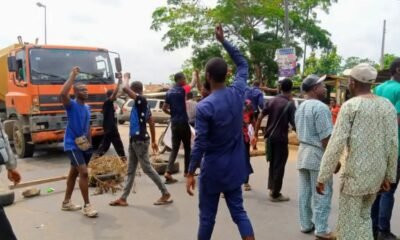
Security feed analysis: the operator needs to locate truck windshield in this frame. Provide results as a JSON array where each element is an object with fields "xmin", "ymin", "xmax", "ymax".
[{"xmin": 29, "ymin": 48, "xmax": 114, "ymax": 85}]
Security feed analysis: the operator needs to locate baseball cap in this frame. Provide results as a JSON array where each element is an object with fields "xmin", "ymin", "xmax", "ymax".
[
  {"xmin": 301, "ymin": 74, "xmax": 326, "ymax": 92},
  {"xmin": 343, "ymin": 63, "xmax": 377, "ymax": 84}
]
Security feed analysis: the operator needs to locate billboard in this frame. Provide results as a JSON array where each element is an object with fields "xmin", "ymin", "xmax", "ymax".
[{"xmin": 275, "ymin": 48, "xmax": 297, "ymax": 78}]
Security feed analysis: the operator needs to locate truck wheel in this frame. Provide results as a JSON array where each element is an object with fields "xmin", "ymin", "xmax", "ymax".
[
  {"xmin": 118, "ymin": 120, "xmax": 125, "ymax": 125},
  {"xmin": 152, "ymin": 161, "xmax": 179, "ymax": 175},
  {"xmin": 0, "ymin": 190, "xmax": 15, "ymax": 207},
  {"xmin": 13, "ymin": 125, "xmax": 34, "ymax": 158}
]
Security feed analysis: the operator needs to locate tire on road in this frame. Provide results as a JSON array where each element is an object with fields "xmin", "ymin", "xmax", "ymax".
[
  {"xmin": 118, "ymin": 120, "xmax": 125, "ymax": 125},
  {"xmin": 0, "ymin": 190, "xmax": 15, "ymax": 207},
  {"xmin": 152, "ymin": 161, "xmax": 179, "ymax": 175}
]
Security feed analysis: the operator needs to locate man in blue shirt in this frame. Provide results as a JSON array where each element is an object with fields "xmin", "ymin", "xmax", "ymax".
[
  {"xmin": 245, "ymin": 81, "xmax": 264, "ymax": 151},
  {"xmin": 60, "ymin": 67, "xmax": 98, "ymax": 218},
  {"xmin": 109, "ymin": 79, "xmax": 172, "ymax": 207},
  {"xmin": 295, "ymin": 75, "xmax": 335, "ymax": 240},
  {"xmin": 186, "ymin": 24, "xmax": 254, "ymax": 240},
  {"xmin": 245, "ymin": 81, "xmax": 264, "ymax": 117},
  {"xmin": 163, "ymin": 72, "xmax": 191, "ymax": 183}
]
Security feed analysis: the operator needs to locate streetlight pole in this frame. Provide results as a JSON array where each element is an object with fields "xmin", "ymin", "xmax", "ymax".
[
  {"xmin": 380, "ymin": 19, "xmax": 386, "ymax": 70},
  {"xmin": 284, "ymin": 0, "xmax": 290, "ymax": 47},
  {"xmin": 36, "ymin": 2, "xmax": 47, "ymax": 45}
]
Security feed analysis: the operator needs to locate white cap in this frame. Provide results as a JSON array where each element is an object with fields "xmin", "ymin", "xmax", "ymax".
[{"xmin": 343, "ymin": 63, "xmax": 377, "ymax": 84}]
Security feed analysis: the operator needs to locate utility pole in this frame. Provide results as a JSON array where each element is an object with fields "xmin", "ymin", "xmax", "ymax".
[
  {"xmin": 284, "ymin": 0, "xmax": 289, "ymax": 47},
  {"xmin": 380, "ymin": 19, "xmax": 386, "ymax": 70}
]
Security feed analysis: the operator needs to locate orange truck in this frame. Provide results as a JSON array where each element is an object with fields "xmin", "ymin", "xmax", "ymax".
[{"xmin": 0, "ymin": 41, "xmax": 121, "ymax": 158}]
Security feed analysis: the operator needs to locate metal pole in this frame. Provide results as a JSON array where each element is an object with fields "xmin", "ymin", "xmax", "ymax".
[
  {"xmin": 380, "ymin": 19, "xmax": 386, "ymax": 69},
  {"xmin": 284, "ymin": 0, "xmax": 289, "ymax": 47},
  {"xmin": 44, "ymin": 6, "xmax": 47, "ymax": 45}
]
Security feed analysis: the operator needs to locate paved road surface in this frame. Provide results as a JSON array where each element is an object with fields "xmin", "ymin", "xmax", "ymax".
[{"xmin": 1, "ymin": 124, "xmax": 399, "ymax": 240}]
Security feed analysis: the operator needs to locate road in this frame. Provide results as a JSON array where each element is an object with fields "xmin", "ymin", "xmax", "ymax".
[{"xmin": 1, "ymin": 124, "xmax": 399, "ymax": 240}]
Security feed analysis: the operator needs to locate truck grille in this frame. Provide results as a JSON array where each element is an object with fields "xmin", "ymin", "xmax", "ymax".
[{"xmin": 39, "ymin": 94, "xmax": 107, "ymax": 104}]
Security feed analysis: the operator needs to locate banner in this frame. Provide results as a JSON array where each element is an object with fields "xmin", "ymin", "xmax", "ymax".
[{"xmin": 275, "ymin": 48, "xmax": 297, "ymax": 78}]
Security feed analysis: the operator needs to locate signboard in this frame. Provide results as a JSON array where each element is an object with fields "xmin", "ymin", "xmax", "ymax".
[{"xmin": 275, "ymin": 48, "xmax": 297, "ymax": 78}]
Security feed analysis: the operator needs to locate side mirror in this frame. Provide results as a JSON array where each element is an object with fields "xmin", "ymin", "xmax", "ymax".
[
  {"xmin": 115, "ymin": 57, "xmax": 122, "ymax": 73},
  {"xmin": 7, "ymin": 56, "xmax": 17, "ymax": 72}
]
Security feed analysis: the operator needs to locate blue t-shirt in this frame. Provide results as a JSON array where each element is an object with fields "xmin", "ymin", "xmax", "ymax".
[
  {"xmin": 245, "ymin": 86, "xmax": 264, "ymax": 112},
  {"xmin": 64, "ymin": 100, "xmax": 91, "ymax": 151},
  {"xmin": 166, "ymin": 85, "xmax": 188, "ymax": 124},
  {"xmin": 129, "ymin": 95, "xmax": 151, "ymax": 141}
]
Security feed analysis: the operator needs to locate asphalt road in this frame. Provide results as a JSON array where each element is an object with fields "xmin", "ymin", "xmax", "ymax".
[{"xmin": 1, "ymin": 124, "xmax": 399, "ymax": 240}]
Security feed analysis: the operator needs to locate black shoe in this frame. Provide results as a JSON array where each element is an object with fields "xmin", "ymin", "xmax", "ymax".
[{"xmin": 377, "ymin": 231, "xmax": 398, "ymax": 240}]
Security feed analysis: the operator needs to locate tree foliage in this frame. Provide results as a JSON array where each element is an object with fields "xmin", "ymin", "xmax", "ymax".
[
  {"xmin": 151, "ymin": 0, "xmax": 337, "ymax": 85},
  {"xmin": 304, "ymin": 47, "xmax": 342, "ymax": 76}
]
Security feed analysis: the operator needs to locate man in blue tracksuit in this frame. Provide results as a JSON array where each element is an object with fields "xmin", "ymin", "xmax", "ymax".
[{"xmin": 186, "ymin": 24, "xmax": 255, "ymax": 240}]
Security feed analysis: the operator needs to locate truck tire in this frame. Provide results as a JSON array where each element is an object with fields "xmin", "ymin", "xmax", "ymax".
[
  {"xmin": 118, "ymin": 120, "xmax": 125, "ymax": 125},
  {"xmin": 13, "ymin": 125, "xmax": 34, "ymax": 158},
  {"xmin": 152, "ymin": 161, "xmax": 179, "ymax": 175},
  {"xmin": 0, "ymin": 190, "xmax": 15, "ymax": 207}
]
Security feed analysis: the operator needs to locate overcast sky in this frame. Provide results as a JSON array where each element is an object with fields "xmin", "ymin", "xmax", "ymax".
[{"xmin": 1, "ymin": 0, "xmax": 399, "ymax": 83}]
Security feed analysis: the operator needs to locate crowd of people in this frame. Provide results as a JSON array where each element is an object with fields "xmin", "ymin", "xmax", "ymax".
[{"xmin": 0, "ymin": 24, "xmax": 399, "ymax": 240}]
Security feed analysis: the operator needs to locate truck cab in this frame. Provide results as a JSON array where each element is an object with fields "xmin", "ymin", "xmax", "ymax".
[{"xmin": 1, "ymin": 43, "xmax": 120, "ymax": 158}]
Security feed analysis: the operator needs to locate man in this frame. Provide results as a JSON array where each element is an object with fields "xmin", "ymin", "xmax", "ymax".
[
  {"xmin": 186, "ymin": 24, "xmax": 255, "ymax": 240},
  {"xmin": 163, "ymin": 72, "xmax": 191, "ymax": 183},
  {"xmin": 245, "ymin": 81, "xmax": 264, "ymax": 120},
  {"xmin": 372, "ymin": 58, "xmax": 400, "ymax": 240},
  {"xmin": 317, "ymin": 63, "xmax": 398, "ymax": 240},
  {"xmin": 245, "ymin": 81, "xmax": 264, "ymax": 150},
  {"xmin": 95, "ymin": 75, "xmax": 126, "ymax": 160},
  {"xmin": 186, "ymin": 91, "xmax": 197, "ymax": 127},
  {"xmin": 295, "ymin": 75, "xmax": 335, "ymax": 240},
  {"xmin": 60, "ymin": 67, "xmax": 98, "ymax": 218},
  {"xmin": 329, "ymin": 97, "xmax": 340, "ymax": 125},
  {"xmin": 253, "ymin": 78, "xmax": 296, "ymax": 202},
  {"xmin": 0, "ymin": 122, "xmax": 21, "ymax": 240},
  {"xmin": 109, "ymin": 79, "xmax": 172, "ymax": 206}
]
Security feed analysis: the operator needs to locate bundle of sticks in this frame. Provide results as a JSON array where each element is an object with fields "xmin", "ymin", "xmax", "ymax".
[{"xmin": 88, "ymin": 155, "xmax": 127, "ymax": 194}]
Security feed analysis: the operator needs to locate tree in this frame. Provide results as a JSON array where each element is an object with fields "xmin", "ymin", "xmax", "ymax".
[
  {"xmin": 342, "ymin": 57, "xmax": 378, "ymax": 70},
  {"xmin": 304, "ymin": 47, "xmax": 342, "ymax": 75},
  {"xmin": 382, "ymin": 54, "xmax": 399, "ymax": 69},
  {"xmin": 151, "ymin": 0, "xmax": 337, "ymax": 86}
]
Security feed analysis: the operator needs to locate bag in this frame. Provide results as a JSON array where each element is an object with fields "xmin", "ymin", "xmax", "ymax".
[
  {"xmin": 70, "ymin": 105, "xmax": 91, "ymax": 151},
  {"xmin": 75, "ymin": 136, "xmax": 91, "ymax": 151},
  {"xmin": 266, "ymin": 101, "xmax": 292, "ymax": 162}
]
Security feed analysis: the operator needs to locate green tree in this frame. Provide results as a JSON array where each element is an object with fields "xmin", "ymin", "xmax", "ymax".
[
  {"xmin": 342, "ymin": 57, "xmax": 378, "ymax": 70},
  {"xmin": 383, "ymin": 54, "xmax": 399, "ymax": 69},
  {"xmin": 304, "ymin": 47, "xmax": 342, "ymax": 75},
  {"xmin": 151, "ymin": 0, "xmax": 336, "ymax": 86}
]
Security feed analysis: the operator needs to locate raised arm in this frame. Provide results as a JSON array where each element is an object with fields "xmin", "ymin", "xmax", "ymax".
[
  {"xmin": 215, "ymin": 24, "xmax": 248, "ymax": 91},
  {"xmin": 110, "ymin": 77, "xmax": 122, "ymax": 101},
  {"xmin": 60, "ymin": 67, "xmax": 80, "ymax": 106},
  {"xmin": 122, "ymin": 73, "xmax": 137, "ymax": 100}
]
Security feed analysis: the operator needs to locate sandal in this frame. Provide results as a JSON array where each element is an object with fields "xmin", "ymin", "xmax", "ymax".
[
  {"xmin": 165, "ymin": 178, "xmax": 178, "ymax": 184},
  {"xmin": 153, "ymin": 198, "xmax": 173, "ymax": 206},
  {"xmin": 244, "ymin": 184, "xmax": 252, "ymax": 191},
  {"xmin": 109, "ymin": 199, "xmax": 128, "ymax": 207}
]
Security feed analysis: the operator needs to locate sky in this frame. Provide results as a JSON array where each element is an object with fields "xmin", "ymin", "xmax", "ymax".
[{"xmin": 1, "ymin": 0, "xmax": 399, "ymax": 84}]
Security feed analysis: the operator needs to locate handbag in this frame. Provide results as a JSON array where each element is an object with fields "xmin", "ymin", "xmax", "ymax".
[
  {"xmin": 266, "ymin": 101, "xmax": 292, "ymax": 162},
  {"xmin": 71, "ymin": 108, "xmax": 91, "ymax": 151}
]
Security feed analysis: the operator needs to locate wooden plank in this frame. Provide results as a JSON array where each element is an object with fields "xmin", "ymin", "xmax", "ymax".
[{"xmin": 9, "ymin": 176, "xmax": 68, "ymax": 190}]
